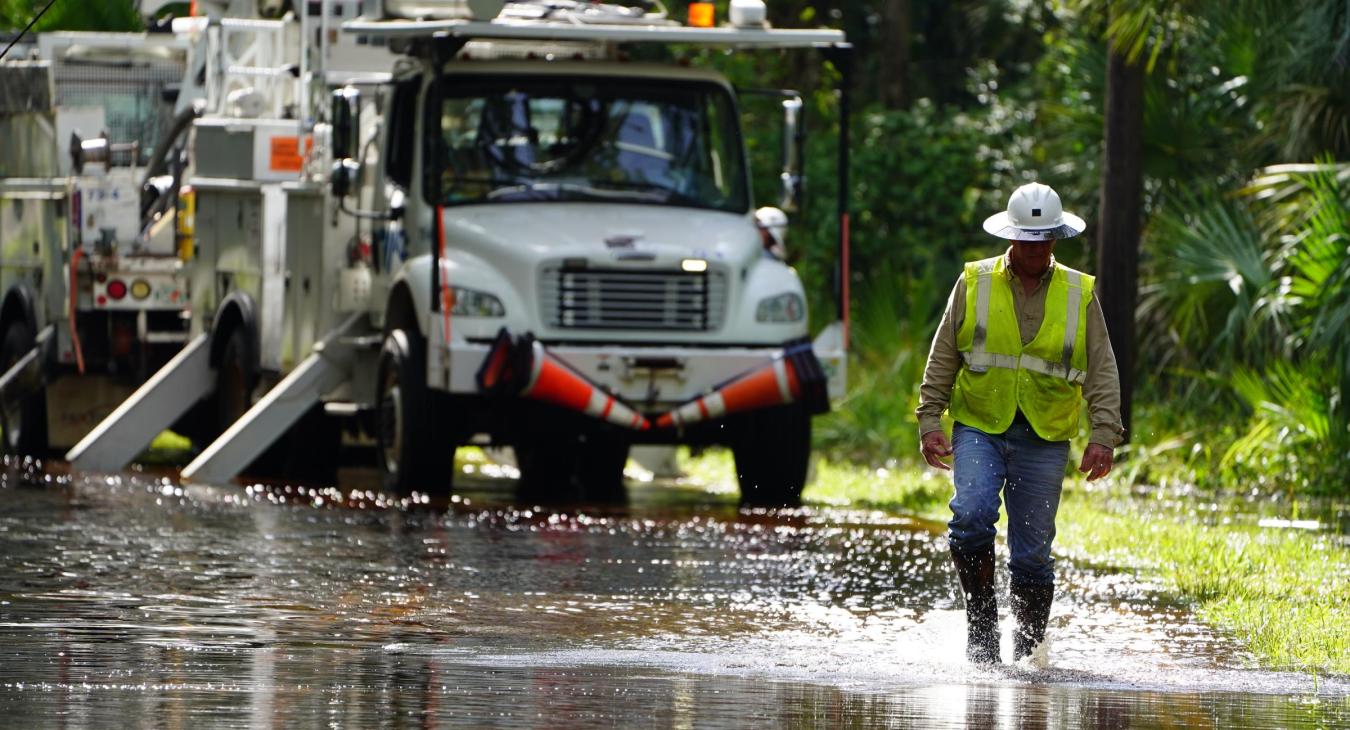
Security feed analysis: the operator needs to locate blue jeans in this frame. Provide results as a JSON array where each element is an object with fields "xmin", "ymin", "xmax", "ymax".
[{"xmin": 948, "ymin": 420, "xmax": 1070, "ymax": 585}]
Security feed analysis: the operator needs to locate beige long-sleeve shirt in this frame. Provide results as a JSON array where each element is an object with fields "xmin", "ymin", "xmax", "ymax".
[{"xmin": 915, "ymin": 250, "xmax": 1125, "ymax": 448}]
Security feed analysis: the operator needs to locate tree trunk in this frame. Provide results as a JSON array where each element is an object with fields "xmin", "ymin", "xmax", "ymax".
[
  {"xmin": 879, "ymin": 0, "xmax": 912, "ymax": 110},
  {"xmin": 1096, "ymin": 40, "xmax": 1144, "ymax": 443}
]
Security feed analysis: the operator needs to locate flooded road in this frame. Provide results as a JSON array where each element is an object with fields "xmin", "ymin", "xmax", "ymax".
[{"xmin": 1, "ymin": 458, "xmax": 1346, "ymax": 727}]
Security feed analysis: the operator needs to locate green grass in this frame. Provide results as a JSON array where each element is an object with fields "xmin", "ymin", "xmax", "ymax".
[
  {"xmin": 1055, "ymin": 490, "xmax": 1350, "ymax": 675},
  {"xmin": 680, "ymin": 448, "xmax": 1350, "ymax": 676}
]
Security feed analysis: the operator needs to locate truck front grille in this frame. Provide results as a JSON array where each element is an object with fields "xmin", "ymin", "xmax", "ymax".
[{"xmin": 540, "ymin": 265, "xmax": 727, "ymax": 332}]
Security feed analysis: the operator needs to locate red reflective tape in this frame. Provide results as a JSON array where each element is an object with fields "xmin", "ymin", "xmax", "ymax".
[
  {"xmin": 437, "ymin": 205, "xmax": 451, "ymax": 344},
  {"xmin": 842, "ymin": 211, "xmax": 851, "ymax": 351}
]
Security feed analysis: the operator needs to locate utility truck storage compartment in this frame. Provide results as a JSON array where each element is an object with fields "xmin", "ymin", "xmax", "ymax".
[{"xmin": 194, "ymin": 118, "xmax": 311, "ymax": 183}]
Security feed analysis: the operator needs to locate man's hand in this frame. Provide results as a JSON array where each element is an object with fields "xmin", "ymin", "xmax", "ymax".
[
  {"xmin": 1079, "ymin": 443, "xmax": 1114, "ymax": 481},
  {"xmin": 920, "ymin": 430, "xmax": 952, "ymax": 471}
]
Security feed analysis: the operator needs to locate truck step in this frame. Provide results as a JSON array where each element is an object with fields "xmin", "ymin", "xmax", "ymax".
[
  {"xmin": 322, "ymin": 401, "xmax": 367, "ymax": 417},
  {"xmin": 338, "ymin": 333, "xmax": 384, "ymax": 349},
  {"xmin": 143, "ymin": 331, "xmax": 192, "ymax": 345}
]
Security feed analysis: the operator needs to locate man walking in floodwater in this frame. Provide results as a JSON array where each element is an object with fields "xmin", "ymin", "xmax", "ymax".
[{"xmin": 915, "ymin": 182, "xmax": 1124, "ymax": 664}]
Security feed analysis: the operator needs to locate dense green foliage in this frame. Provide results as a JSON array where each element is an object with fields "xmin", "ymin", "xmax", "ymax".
[
  {"xmin": 676, "ymin": 0, "xmax": 1350, "ymax": 498},
  {"xmin": 0, "ymin": 0, "xmax": 141, "ymax": 35}
]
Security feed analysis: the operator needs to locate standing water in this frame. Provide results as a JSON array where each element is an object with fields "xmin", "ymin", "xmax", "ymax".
[{"xmin": 0, "ymin": 458, "xmax": 1346, "ymax": 727}]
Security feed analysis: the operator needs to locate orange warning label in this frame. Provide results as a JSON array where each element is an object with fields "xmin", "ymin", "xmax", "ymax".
[{"xmin": 269, "ymin": 136, "xmax": 313, "ymax": 172}]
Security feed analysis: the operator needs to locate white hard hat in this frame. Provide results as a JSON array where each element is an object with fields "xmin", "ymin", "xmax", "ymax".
[
  {"xmin": 755, "ymin": 206, "xmax": 788, "ymax": 258},
  {"xmin": 982, "ymin": 183, "xmax": 1086, "ymax": 241}
]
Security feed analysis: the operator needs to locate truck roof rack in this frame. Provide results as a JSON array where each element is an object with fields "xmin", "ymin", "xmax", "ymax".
[{"xmin": 341, "ymin": 18, "xmax": 844, "ymax": 49}]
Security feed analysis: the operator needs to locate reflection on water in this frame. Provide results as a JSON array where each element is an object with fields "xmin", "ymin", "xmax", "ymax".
[{"xmin": 0, "ymin": 459, "xmax": 1345, "ymax": 728}]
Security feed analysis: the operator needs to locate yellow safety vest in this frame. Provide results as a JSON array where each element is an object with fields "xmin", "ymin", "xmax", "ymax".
[{"xmin": 949, "ymin": 255, "xmax": 1093, "ymax": 442}]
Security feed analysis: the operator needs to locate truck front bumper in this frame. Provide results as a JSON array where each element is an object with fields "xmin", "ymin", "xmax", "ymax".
[{"xmin": 430, "ymin": 321, "xmax": 847, "ymax": 412}]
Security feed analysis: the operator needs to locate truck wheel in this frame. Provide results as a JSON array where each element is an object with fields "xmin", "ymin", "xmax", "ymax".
[
  {"xmin": 376, "ymin": 329, "xmax": 452, "ymax": 496},
  {"xmin": 213, "ymin": 327, "xmax": 287, "ymax": 477},
  {"xmin": 216, "ymin": 327, "xmax": 255, "ymax": 434},
  {"xmin": 0, "ymin": 321, "xmax": 48, "ymax": 456},
  {"xmin": 732, "ymin": 405, "xmax": 810, "ymax": 507}
]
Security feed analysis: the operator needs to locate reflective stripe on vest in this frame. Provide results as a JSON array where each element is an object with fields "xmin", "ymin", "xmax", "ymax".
[
  {"xmin": 948, "ymin": 255, "xmax": 1094, "ymax": 441},
  {"xmin": 965, "ymin": 263, "xmax": 1086, "ymax": 385}
]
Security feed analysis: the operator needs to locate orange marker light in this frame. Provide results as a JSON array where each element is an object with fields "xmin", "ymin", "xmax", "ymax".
[{"xmin": 688, "ymin": 2, "xmax": 714, "ymax": 27}]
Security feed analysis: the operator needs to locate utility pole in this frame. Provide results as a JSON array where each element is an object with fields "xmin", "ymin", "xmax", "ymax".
[
  {"xmin": 879, "ymin": 0, "xmax": 911, "ymax": 110},
  {"xmin": 1096, "ymin": 36, "xmax": 1144, "ymax": 442}
]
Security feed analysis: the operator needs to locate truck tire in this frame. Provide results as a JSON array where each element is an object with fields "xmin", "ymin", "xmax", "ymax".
[
  {"xmin": 376, "ymin": 328, "xmax": 452, "ymax": 496},
  {"xmin": 732, "ymin": 405, "xmax": 810, "ymax": 507},
  {"xmin": 213, "ymin": 326, "xmax": 287, "ymax": 477},
  {"xmin": 0, "ymin": 320, "xmax": 48, "ymax": 457},
  {"xmin": 216, "ymin": 327, "xmax": 255, "ymax": 435}
]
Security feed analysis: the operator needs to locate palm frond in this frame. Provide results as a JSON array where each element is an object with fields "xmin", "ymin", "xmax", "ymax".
[
  {"xmin": 1140, "ymin": 188, "xmax": 1279, "ymax": 370},
  {"xmin": 1222, "ymin": 361, "xmax": 1341, "ymax": 490}
]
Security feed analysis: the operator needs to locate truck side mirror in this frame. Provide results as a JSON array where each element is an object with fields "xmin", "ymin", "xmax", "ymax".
[
  {"xmin": 331, "ymin": 86, "xmax": 361, "ymax": 161},
  {"xmin": 780, "ymin": 95, "xmax": 804, "ymax": 213},
  {"xmin": 331, "ymin": 86, "xmax": 362, "ymax": 199},
  {"xmin": 331, "ymin": 158, "xmax": 361, "ymax": 199}
]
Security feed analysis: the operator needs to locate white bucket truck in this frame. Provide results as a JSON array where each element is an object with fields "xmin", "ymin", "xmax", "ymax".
[
  {"xmin": 0, "ymin": 31, "xmax": 197, "ymax": 457},
  {"xmin": 69, "ymin": 0, "xmax": 854, "ymax": 505}
]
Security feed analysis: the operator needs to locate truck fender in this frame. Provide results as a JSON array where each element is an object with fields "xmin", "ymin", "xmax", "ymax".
[
  {"xmin": 391, "ymin": 254, "xmax": 434, "ymax": 340},
  {"xmin": 730, "ymin": 258, "xmax": 811, "ymax": 336},
  {"xmin": 0, "ymin": 285, "xmax": 39, "ymax": 341},
  {"xmin": 209, "ymin": 292, "xmax": 259, "ymax": 375},
  {"xmin": 383, "ymin": 280, "xmax": 422, "ymax": 339}
]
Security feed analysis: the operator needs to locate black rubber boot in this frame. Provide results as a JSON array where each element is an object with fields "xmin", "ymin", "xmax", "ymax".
[
  {"xmin": 1010, "ymin": 580, "xmax": 1054, "ymax": 661},
  {"xmin": 950, "ymin": 546, "xmax": 1000, "ymax": 664}
]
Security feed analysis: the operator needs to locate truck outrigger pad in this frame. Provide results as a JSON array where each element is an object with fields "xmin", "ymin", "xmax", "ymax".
[
  {"xmin": 0, "ymin": 326, "xmax": 52, "ymax": 421},
  {"xmin": 180, "ymin": 314, "xmax": 364, "ymax": 485},
  {"xmin": 65, "ymin": 334, "xmax": 214, "ymax": 473}
]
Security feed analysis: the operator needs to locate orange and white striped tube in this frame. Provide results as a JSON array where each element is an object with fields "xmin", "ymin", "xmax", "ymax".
[
  {"xmin": 520, "ymin": 342, "xmax": 650, "ymax": 431},
  {"xmin": 655, "ymin": 356, "xmax": 802, "ymax": 429},
  {"xmin": 477, "ymin": 330, "xmax": 650, "ymax": 431}
]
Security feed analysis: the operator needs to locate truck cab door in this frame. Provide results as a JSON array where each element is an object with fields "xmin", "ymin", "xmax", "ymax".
[{"xmin": 375, "ymin": 75, "xmax": 421, "ymax": 279}]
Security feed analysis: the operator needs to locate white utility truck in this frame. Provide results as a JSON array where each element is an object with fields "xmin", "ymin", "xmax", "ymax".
[
  {"xmin": 69, "ymin": 0, "xmax": 854, "ymax": 505},
  {"xmin": 0, "ymin": 32, "xmax": 196, "ymax": 456}
]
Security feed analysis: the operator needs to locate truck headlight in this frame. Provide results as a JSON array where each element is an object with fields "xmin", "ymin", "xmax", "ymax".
[
  {"xmin": 755, "ymin": 292, "xmax": 804, "ymax": 323},
  {"xmin": 450, "ymin": 287, "xmax": 506, "ymax": 317}
]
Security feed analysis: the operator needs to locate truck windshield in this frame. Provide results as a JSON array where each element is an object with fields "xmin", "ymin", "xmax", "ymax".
[{"xmin": 435, "ymin": 77, "xmax": 748, "ymax": 213}]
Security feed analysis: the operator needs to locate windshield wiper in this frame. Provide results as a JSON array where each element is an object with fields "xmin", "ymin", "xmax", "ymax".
[
  {"xmin": 487, "ymin": 181, "xmax": 670, "ymax": 203},
  {"xmin": 586, "ymin": 180, "xmax": 704, "ymax": 207},
  {"xmin": 480, "ymin": 180, "xmax": 712, "ymax": 207},
  {"xmin": 486, "ymin": 181, "xmax": 564, "ymax": 201},
  {"xmin": 451, "ymin": 175, "xmax": 521, "ymax": 187}
]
